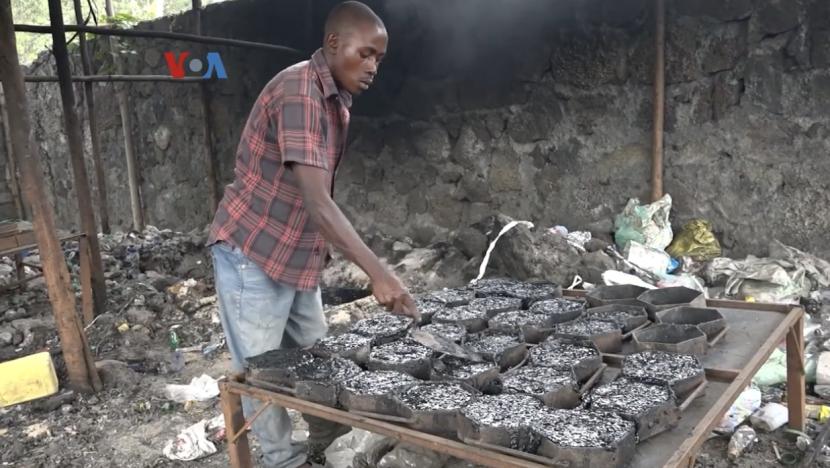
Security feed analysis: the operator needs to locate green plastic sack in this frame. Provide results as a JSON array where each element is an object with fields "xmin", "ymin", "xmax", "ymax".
[
  {"xmin": 752, "ymin": 348, "xmax": 817, "ymax": 387},
  {"xmin": 614, "ymin": 194, "xmax": 673, "ymax": 251},
  {"xmin": 667, "ymin": 219, "xmax": 721, "ymax": 261}
]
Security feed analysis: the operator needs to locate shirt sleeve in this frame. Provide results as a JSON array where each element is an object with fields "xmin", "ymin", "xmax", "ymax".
[{"xmin": 277, "ymin": 92, "xmax": 329, "ymax": 170}]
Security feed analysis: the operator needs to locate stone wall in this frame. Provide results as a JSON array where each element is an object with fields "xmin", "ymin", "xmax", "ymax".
[{"xmin": 16, "ymin": 0, "xmax": 830, "ymax": 259}]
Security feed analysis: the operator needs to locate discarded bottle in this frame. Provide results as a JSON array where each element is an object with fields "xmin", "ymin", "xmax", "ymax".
[{"xmin": 727, "ymin": 425, "xmax": 757, "ymax": 461}]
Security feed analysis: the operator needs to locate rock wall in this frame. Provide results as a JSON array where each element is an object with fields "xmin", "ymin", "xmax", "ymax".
[{"xmin": 17, "ymin": 0, "xmax": 830, "ymax": 259}]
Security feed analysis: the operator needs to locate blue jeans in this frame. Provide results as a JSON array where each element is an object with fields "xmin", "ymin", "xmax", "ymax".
[{"xmin": 212, "ymin": 242, "xmax": 344, "ymax": 467}]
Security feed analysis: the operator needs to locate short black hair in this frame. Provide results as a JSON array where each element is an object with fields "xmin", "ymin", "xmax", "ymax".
[{"xmin": 324, "ymin": 1, "xmax": 385, "ymax": 38}]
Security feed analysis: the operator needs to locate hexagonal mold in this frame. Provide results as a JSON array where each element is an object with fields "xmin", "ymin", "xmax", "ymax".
[
  {"xmin": 621, "ymin": 350, "xmax": 706, "ymax": 400},
  {"xmin": 633, "ymin": 323, "xmax": 708, "ymax": 356},
  {"xmin": 529, "ymin": 298, "xmax": 585, "ymax": 324},
  {"xmin": 583, "ymin": 304, "xmax": 649, "ymax": 333},
  {"xmin": 432, "ymin": 304, "xmax": 489, "ymax": 333},
  {"xmin": 637, "ymin": 286, "xmax": 706, "ymax": 318},
  {"xmin": 504, "ymin": 281, "xmax": 563, "ymax": 308},
  {"xmin": 456, "ymin": 393, "xmax": 544, "ymax": 452},
  {"xmin": 366, "ymin": 339, "xmax": 434, "ymax": 379},
  {"xmin": 431, "ymin": 355, "xmax": 500, "ymax": 391},
  {"xmin": 656, "ymin": 306, "xmax": 727, "ymax": 341},
  {"xmin": 585, "ymin": 377, "xmax": 680, "ymax": 442},
  {"xmin": 339, "ymin": 370, "xmax": 419, "ymax": 416},
  {"xmin": 310, "ymin": 333, "xmax": 373, "ymax": 365},
  {"xmin": 488, "ymin": 309, "xmax": 554, "ymax": 344},
  {"xmin": 500, "ymin": 365, "xmax": 580, "ymax": 409},
  {"xmin": 532, "ymin": 408, "xmax": 636, "ymax": 468},
  {"xmin": 528, "ymin": 337, "xmax": 603, "ymax": 383},
  {"xmin": 585, "ymin": 285, "xmax": 648, "ymax": 307},
  {"xmin": 463, "ymin": 330, "xmax": 527, "ymax": 370},
  {"xmin": 350, "ymin": 314, "xmax": 415, "ymax": 345},
  {"xmin": 553, "ymin": 319, "xmax": 623, "ymax": 353},
  {"xmin": 393, "ymin": 381, "xmax": 479, "ymax": 436}
]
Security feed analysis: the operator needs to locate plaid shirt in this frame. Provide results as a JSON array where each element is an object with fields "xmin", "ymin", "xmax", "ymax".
[{"xmin": 208, "ymin": 49, "xmax": 352, "ymax": 290}]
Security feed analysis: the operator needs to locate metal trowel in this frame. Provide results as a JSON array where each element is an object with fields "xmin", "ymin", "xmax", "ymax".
[{"xmin": 409, "ymin": 327, "xmax": 485, "ymax": 362}]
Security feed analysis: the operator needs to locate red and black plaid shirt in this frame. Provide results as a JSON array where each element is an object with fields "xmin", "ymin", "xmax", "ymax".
[{"xmin": 208, "ymin": 49, "xmax": 352, "ymax": 290}]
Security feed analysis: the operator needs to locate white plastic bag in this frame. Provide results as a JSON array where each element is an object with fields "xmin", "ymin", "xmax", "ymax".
[
  {"xmin": 749, "ymin": 403, "xmax": 789, "ymax": 432},
  {"xmin": 614, "ymin": 194, "xmax": 673, "ymax": 251},
  {"xmin": 716, "ymin": 386, "xmax": 761, "ymax": 434},
  {"xmin": 624, "ymin": 241, "xmax": 671, "ymax": 276},
  {"xmin": 162, "ymin": 414, "xmax": 225, "ymax": 461},
  {"xmin": 727, "ymin": 425, "xmax": 757, "ymax": 461},
  {"xmin": 164, "ymin": 374, "xmax": 221, "ymax": 402}
]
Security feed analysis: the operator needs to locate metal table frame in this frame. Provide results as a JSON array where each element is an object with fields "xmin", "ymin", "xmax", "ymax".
[{"xmin": 218, "ymin": 294, "xmax": 806, "ymax": 468}]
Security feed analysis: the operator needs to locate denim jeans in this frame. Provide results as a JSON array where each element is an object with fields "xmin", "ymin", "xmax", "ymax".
[{"xmin": 212, "ymin": 242, "xmax": 348, "ymax": 467}]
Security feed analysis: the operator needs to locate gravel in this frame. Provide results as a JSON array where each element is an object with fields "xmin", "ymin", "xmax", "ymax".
[
  {"xmin": 489, "ymin": 310, "xmax": 551, "ymax": 331},
  {"xmin": 529, "ymin": 338, "xmax": 599, "ymax": 369},
  {"xmin": 556, "ymin": 319, "xmax": 620, "ymax": 336},
  {"xmin": 293, "ymin": 357, "xmax": 362, "ymax": 383},
  {"xmin": 368, "ymin": 339, "xmax": 432, "ymax": 364},
  {"xmin": 435, "ymin": 356, "xmax": 498, "ymax": 380},
  {"xmin": 469, "ymin": 278, "xmax": 520, "ymax": 297},
  {"xmin": 464, "ymin": 332, "xmax": 522, "ymax": 356},
  {"xmin": 433, "ymin": 304, "xmax": 488, "ymax": 323},
  {"xmin": 460, "ymin": 394, "xmax": 543, "ymax": 428},
  {"xmin": 586, "ymin": 378, "xmax": 674, "ymax": 418},
  {"xmin": 533, "ymin": 408, "xmax": 634, "ymax": 448},
  {"xmin": 427, "ymin": 289, "xmax": 474, "ymax": 306},
  {"xmin": 621, "ymin": 350, "xmax": 703, "ymax": 385},
  {"xmin": 418, "ymin": 322, "xmax": 467, "ymax": 343},
  {"xmin": 468, "ymin": 297, "xmax": 523, "ymax": 315},
  {"xmin": 246, "ymin": 348, "xmax": 313, "ymax": 371},
  {"xmin": 503, "ymin": 282, "xmax": 560, "ymax": 306},
  {"xmin": 350, "ymin": 314, "xmax": 414, "ymax": 342},
  {"xmin": 396, "ymin": 382, "xmax": 475, "ymax": 412},
  {"xmin": 311, "ymin": 333, "xmax": 373, "ymax": 356},
  {"xmin": 530, "ymin": 298, "xmax": 585, "ymax": 320},
  {"xmin": 501, "ymin": 366, "xmax": 576, "ymax": 396},
  {"xmin": 342, "ymin": 370, "xmax": 420, "ymax": 395}
]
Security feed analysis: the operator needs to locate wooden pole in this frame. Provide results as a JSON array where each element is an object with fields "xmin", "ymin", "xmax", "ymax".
[
  {"xmin": 14, "ymin": 23, "xmax": 302, "ymax": 55},
  {"xmin": 193, "ymin": 0, "xmax": 220, "ymax": 213},
  {"xmin": 650, "ymin": 0, "xmax": 665, "ymax": 202},
  {"xmin": 48, "ymin": 0, "xmax": 107, "ymax": 318},
  {"xmin": 105, "ymin": 0, "xmax": 144, "ymax": 232},
  {"xmin": 72, "ymin": 0, "xmax": 109, "ymax": 234},
  {"xmin": 25, "ymin": 74, "xmax": 210, "ymax": 82},
  {"xmin": 786, "ymin": 313, "xmax": 806, "ymax": 431},
  {"xmin": 0, "ymin": 84, "xmax": 25, "ymax": 219},
  {"xmin": 219, "ymin": 376, "xmax": 253, "ymax": 468},
  {"xmin": 0, "ymin": 0, "xmax": 101, "ymax": 393}
]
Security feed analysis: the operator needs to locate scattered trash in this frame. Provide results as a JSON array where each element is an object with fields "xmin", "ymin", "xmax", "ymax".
[
  {"xmin": 601, "ymin": 270, "xmax": 655, "ymax": 289},
  {"xmin": 727, "ymin": 425, "xmax": 757, "ymax": 461},
  {"xmin": 754, "ymin": 348, "xmax": 818, "ymax": 388},
  {"xmin": 164, "ymin": 374, "xmax": 221, "ymax": 403},
  {"xmin": 796, "ymin": 434, "xmax": 812, "ymax": 451},
  {"xmin": 749, "ymin": 403, "xmax": 789, "ymax": 432},
  {"xmin": 667, "ymin": 219, "xmax": 721, "ymax": 261},
  {"xmin": 624, "ymin": 241, "xmax": 671, "ymax": 277},
  {"xmin": 716, "ymin": 386, "xmax": 762, "ymax": 434},
  {"xmin": 24, "ymin": 421, "xmax": 51, "ymax": 439},
  {"xmin": 614, "ymin": 194, "xmax": 673, "ymax": 251},
  {"xmin": 162, "ymin": 414, "xmax": 225, "ymax": 461},
  {"xmin": 807, "ymin": 404, "xmax": 830, "ymax": 423}
]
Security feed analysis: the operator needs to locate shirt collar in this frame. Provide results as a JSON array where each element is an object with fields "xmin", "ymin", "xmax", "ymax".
[{"xmin": 311, "ymin": 48, "xmax": 353, "ymax": 108}]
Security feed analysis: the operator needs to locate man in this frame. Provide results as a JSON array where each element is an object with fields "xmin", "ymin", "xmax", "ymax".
[{"xmin": 208, "ymin": 2, "xmax": 418, "ymax": 467}]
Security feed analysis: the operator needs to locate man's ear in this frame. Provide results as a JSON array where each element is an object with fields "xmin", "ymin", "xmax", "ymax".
[{"xmin": 325, "ymin": 32, "xmax": 339, "ymax": 54}]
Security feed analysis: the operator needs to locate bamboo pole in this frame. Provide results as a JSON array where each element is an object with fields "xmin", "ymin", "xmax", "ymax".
[
  {"xmin": 104, "ymin": 0, "xmax": 144, "ymax": 232},
  {"xmin": 24, "ymin": 74, "xmax": 209, "ymax": 82},
  {"xmin": 0, "ymin": 84, "xmax": 24, "ymax": 219},
  {"xmin": 650, "ymin": 0, "xmax": 666, "ymax": 202},
  {"xmin": 48, "ymin": 0, "xmax": 108, "ymax": 318},
  {"xmin": 14, "ymin": 23, "xmax": 302, "ymax": 55},
  {"xmin": 72, "ymin": 0, "xmax": 109, "ymax": 234},
  {"xmin": 193, "ymin": 0, "xmax": 220, "ymax": 213},
  {"xmin": 0, "ymin": 0, "xmax": 101, "ymax": 393}
]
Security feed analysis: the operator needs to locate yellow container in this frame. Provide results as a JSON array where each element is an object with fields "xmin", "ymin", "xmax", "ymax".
[{"xmin": 0, "ymin": 352, "xmax": 59, "ymax": 407}]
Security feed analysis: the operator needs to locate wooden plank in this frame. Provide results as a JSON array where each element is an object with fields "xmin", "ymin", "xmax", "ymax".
[
  {"xmin": 705, "ymin": 298, "xmax": 792, "ymax": 314},
  {"xmin": 219, "ymin": 379, "xmax": 253, "ymax": 468},
  {"xmin": 787, "ymin": 314, "xmax": 806, "ymax": 431},
  {"xmin": 79, "ymin": 236, "xmax": 93, "ymax": 325},
  {"xmin": 664, "ymin": 306, "xmax": 802, "ymax": 467},
  {"xmin": 224, "ymin": 380, "xmax": 549, "ymax": 468},
  {"xmin": 0, "ymin": 233, "xmax": 83, "ymax": 257},
  {"xmin": 48, "ymin": 0, "xmax": 107, "ymax": 318}
]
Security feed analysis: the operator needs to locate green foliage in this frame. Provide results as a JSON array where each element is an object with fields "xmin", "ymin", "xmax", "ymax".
[{"xmin": 11, "ymin": 0, "xmax": 228, "ymax": 65}]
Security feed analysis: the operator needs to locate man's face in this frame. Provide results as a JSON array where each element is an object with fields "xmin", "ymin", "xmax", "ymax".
[{"xmin": 327, "ymin": 22, "xmax": 388, "ymax": 96}]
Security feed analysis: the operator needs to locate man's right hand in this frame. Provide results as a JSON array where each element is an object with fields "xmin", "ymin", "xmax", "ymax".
[{"xmin": 371, "ymin": 270, "xmax": 420, "ymax": 321}]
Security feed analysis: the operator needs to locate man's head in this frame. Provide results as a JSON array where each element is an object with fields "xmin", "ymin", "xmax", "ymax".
[{"xmin": 323, "ymin": 1, "xmax": 387, "ymax": 96}]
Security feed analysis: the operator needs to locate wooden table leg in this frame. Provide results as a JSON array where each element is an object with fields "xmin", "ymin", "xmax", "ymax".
[
  {"xmin": 786, "ymin": 310, "xmax": 805, "ymax": 431},
  {"xmin": 219, "ymin": 380, "xmax": 253, "ymax": 468},
  {"xmin": 14, "ymin": 252, "xmax": 25, "ymax": 290},
  {"xmin": 79, "ymin": 236, "xmax": 94, "ymax": 325}
]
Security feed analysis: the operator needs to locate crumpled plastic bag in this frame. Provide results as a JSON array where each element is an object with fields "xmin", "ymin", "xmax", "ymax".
[
  {"xmin": 716, "ymin": 386, "xmax": 761, "ymax": 434},
  {"xmin": 164, "ymin": 374, "xmax": 220, "ymax": 402},
  {"xmin": 624, "ymin": 241, "xmax": 671, "ymax": 276},
  {"xmin": 162, "ymin": 414, "xmax": 225, "ymax": 461},
  {"xmin": 752, "ymin": 348, "xmax": 817, "ymax": 387},
  {"xmin": 666, "ymin": 219, "xmax": 721, "ymax": 261},
  {"xmin": 614, "ymin": 194, "xmax": 673, "ymax": 251}
]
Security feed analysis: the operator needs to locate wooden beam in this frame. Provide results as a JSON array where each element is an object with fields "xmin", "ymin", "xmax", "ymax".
[
  {"xmin": 650, "ymin": 0, "xmax": 665, "ymax": 202},
  {"xmin": 787, "ymin": 313, "xmax": 806, "ymax": 431},
  {"xmin": 222, "ymin": 380, "xmax": 549, "ymax": 468},
  {"xmin": 105, "ymin": 0, "xmax": 144, "ymax": 232},
  {"xmin": 48, "ymin": 0, "xmax": 107, "ymax": 318},
  {"xmin": 193, "ymin": 0, "xmax": 220, "ymax": 214},
  {"xmin": 0, "ymin": 84, "xmax": 24, "ymax": 219},
  {"xmin": 14, "ymin": 23, "xmax": 302, "ymax": 55},
  {"xmin": 72, "ymin": 0, "xmax": 109, "ymax": 234},
  {"xmin": 664, "ymin": 306, "xmax": 802, "ymax": 467},
  {"xmin": 25, "ymin": 74, "xmax": 210, "ymax": 82},
  {"xmin": 219, "ymin": 376, "xmax": 253, "ymax": 468},
  {"xmin": 0, "ymin": 0, "xmax": 100, "ymax": 393}
]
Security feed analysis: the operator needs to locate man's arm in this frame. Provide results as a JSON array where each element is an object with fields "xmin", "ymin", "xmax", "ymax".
[{"xmin": 291, "ymin": 163, "xmax": 419, "ymax": 319}]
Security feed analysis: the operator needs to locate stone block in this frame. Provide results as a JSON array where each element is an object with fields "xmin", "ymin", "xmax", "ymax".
[
  {"xmin": 676, "ymin": 0, "xmax": 753, "ymax": 21},
  {"xmin": 758, "ymin": 0, "xmax": 801, "ymax": 36}
]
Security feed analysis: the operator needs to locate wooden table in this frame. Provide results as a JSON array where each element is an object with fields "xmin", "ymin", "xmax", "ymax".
[
  {"xmin": 0, "ymin": 227, "xmax": 95, "ymax": 324},
  {"xmin": 218, "ymin": 294, "xmax": 806, "ymax": 468}
]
